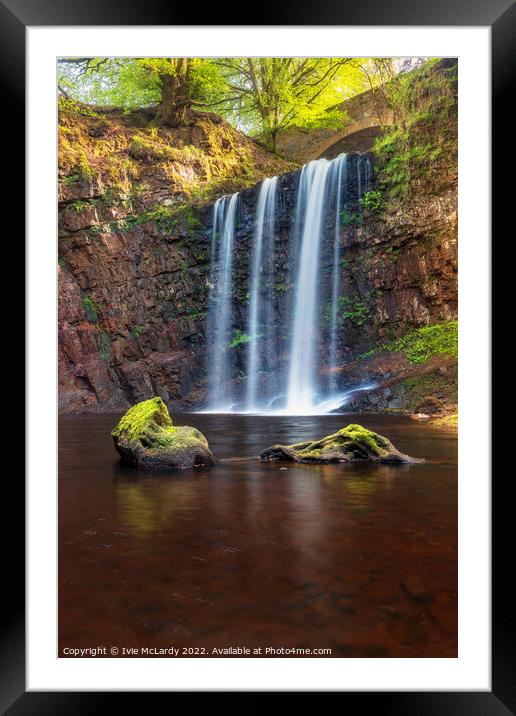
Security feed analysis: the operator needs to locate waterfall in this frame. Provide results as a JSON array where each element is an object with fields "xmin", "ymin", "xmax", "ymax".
[
  {"xmin": 357, "ymin": 154, "xmax": 372, "ymax": 198},
  {"xmin": 203, "ymin": 151, "xmax": 373, "ymax": 414},
  {"xmin": 246, "ymin": 177, "xmax": 277, "ymax": 411},
  {"xmin": 364, "ymin": 156, "xmax": 372, "ymax": 193},
  {"xmin": 286, "ymin": 159, "xmax": 333, "ymax": 413},
  {"xmin": 207, "ymin": 192, "xmax": 239, "ymax": 410},
  {"xmin": 328, "ymin": 154, "xmax": 348, "ymax": 392}
]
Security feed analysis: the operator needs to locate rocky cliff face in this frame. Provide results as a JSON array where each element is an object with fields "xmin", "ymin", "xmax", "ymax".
[
  {"xmin": 58, "ymin": 61, "xmax": 458, "ymax": 415},
  {"xmin": 58, "ymin": 106, "xmax": 293, "ymax": 412}
]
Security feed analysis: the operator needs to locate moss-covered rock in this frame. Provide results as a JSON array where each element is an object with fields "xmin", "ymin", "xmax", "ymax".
[
  {"xmin": 111, "ymin": 397, "xmax": 214, "ymax": 469},
  {"xmin": 260, "ymin": 423, "xmax": 422, "ymax": 465}
]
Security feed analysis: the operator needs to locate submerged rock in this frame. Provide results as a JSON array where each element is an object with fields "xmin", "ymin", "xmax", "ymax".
[
  {"xmin": 260, "ymin": 423, "xmax": 422, "ymax": 465},
  {"xmin": 111, "ymin": 397, "xmax": 215, "ymax": 470}
]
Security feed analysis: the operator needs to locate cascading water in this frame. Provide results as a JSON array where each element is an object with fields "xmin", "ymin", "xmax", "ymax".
[
  {"xmin": 207, "ymin": 192, "xmax": 239, "ymax": 410},
  {"xmin": 246, "ymin": 177, "xmax": 277, "ymax": 411},
  {"xmin": 286, "ymin": 159, "xmax": 333, "ymax": 412},
  {"xmin": 204, "ymin": 152, "xmax": 374, "ymax": 414},
  {"xmin": 328, "ymin": 154, "xmax": 348, "ymax": 392},
  {"xmin": 357, "ymin": 154, "xmax": 372, "ymax": 197},
  {"xmin": 364, "ymin": 156, "xmax": 372, "ymax": 193}
]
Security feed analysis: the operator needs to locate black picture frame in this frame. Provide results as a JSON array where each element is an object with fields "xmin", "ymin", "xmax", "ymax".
[{"xmin": 8, "ymin": 0, "xmax": 512, "ymax": 709}]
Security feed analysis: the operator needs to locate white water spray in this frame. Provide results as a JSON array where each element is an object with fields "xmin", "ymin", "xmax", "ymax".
[
  {"xmin": 328, "ymin": 154, "xmax": 348, "ymax": 391},
  {"xmin": 208, "ymin": 193, "xmax": 239, "ymax": 410},
  {"xmin": 204, "ymin": 152, "xmax": 375, "ymax": 415},
  {"xmin": 246, "ymin": 177, "xmax": 277, "ymax": 410},
  {"xmin": 286, "ymin": 159, "xmax": 332, "ymax": 413}
]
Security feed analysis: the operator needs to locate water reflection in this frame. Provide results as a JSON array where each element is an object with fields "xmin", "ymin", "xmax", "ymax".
[{"xmin": 59, "ymin": 413, "xmax": 457, "ymax": 657}]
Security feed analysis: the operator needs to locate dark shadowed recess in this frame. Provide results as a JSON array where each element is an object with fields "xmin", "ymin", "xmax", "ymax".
[{"xmin": 322, "ymin": 127, "xmax": 384, "ymax": 157}]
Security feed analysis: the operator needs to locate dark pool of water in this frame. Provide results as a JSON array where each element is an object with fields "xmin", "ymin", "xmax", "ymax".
[{"xmin": 59, "ymin": 413, "xmax": 457, "ymax": 658}]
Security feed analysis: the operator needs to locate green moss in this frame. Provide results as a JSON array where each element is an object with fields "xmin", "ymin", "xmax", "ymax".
[
  {"xmin": 297, "ymin": 448, "xmax": 322, "ymax": 459},
  {"xmin": 100, "ymin": 188, "xmax": 122, "ymax": 207},
  {"xmin": 384, "ymin": 245, "xmax": 401, "ymax": 261},
  {"xmin": 77, "ymin": 205, "xmax": 175, "ymax": 236},
  {"xmin": 70, "ymin": 199, "xmax": 97, "ymax": 213},
  {"xmin": 66, "ymin": 148, "xmax": 95, "ymax": 181},
  {"xmin": 83, "ymin": 293, "xmax": 99, "ymax": 322},
  {"xmin": 291, "ymin": 425, "xmax": 390, "ymax": 458},
  {"xmin": 362, "ymin": 321, "xmax": 458, "ymax": 364},
  {"xmin": 98, "ymin": 330, "xmax": 111, "ymax": 362},
  {"xmin": 374, "ymin": 59, "xmax": 457, "ymax": 198},
  {"xmin": 134, "ymin": 135, "xmax": 203, "ymax": 163},
  {"xmin": 398, "ymin": 369, "xmax": 457, "ymax": 412},
  {"xmin": 386, "ymin": 321, "xmax": 457, "ymax": 364},
  {"xmin": 228, "ymin": 329, "xmax": 252, "ymax": 349},
  {"xmin": 360, "ymin": 190, "xmax": 384, "ymax": 213},
  {"xmin": 128, "ymin": 135, "xmax": 186, "ymax": 162},
  {"xmin": 341, "ymin": 207, "xmax": 363, "ymax": 226},
  {"xmin": 263, "ymin": 423, "xmax": 412, "ymax": 464},
  {"xmin": 61, "ymin": 172, "xmax": 81, "ymax": 186},
  {"xmin": 360, "ymin": 348, "xmax": 375, "ymax": 359},
  {"xmin": 111, "ymin": 396, "xmax": 175, "ymax": 445},
  {"xmin": 185, "ymin": 309, "xmax": 207, "ymax": 320},
  {"xmin": 175, "ymin": 205, "xmax": 204, "ymax": 237},
  {"xmin": 131, "ymin": 324, "xmax": 145, "ymax": 339},
  {"xmin": 153, "ymin": 425, "xmax": 206, "ymax": 451},
  {"xmin": 59, "ymin": 103, "xmax": 294, "ymax": 222},
  {"xmin": 104, "ymin": 203, "xmax": 205, "ymax": 238},
  {"xmin": 274, "ymin": 282, "xmax": 290, "ymax": 294},
  {"xmin": 115, "ymin": 205, "xmax": 177, "ymax": 233},
  {"xmin": 323, "ymin": 294, "xmax": 371, "ymax": 327},
  {"xmin": 111, "ymin": 397, "xmax": 214, "ymax": 469},
  {"xmin": 337, "ymin": 295, "xmax": 370, "ymax": 326},
  {"xmin": 334, "ymin": 424, "xmax": 390, "ymax": 453}
]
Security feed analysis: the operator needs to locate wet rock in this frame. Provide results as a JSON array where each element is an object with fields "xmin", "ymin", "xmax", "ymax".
[
  {"xmin": 111, "ymin": 396, "xmax": 215, "ymax": 470},
  {"xmin": 260, "ymin": 424, "xmax": 422, "ymax": 464},
  {"xmin": 338, "ymin": 353, "xmax": 458, "ymax": 418}
]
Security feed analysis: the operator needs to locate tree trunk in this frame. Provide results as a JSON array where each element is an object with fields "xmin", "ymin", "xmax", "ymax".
[
  {"xmin": 263, "ymin": 122, "xmax": 278, "ymax": 153},
  {"xmin": 154, "ymin": 69, "xmax": 193, "ymax": 127}
]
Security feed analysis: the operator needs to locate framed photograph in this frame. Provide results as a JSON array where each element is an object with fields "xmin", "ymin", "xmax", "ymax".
[{"xmin": 9, "ymin": 0, "xmax": 510, "ymax": 707}]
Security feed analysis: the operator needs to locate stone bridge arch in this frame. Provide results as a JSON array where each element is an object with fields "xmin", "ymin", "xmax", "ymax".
[{"xmin": 275, "ymin": 87, "xmax": 394, "ymax": 163}]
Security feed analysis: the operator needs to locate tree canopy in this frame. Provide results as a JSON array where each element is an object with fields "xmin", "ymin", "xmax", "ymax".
[{"xmin": 58, "ymin": 56, "xmax": 404, "ymax": 150}]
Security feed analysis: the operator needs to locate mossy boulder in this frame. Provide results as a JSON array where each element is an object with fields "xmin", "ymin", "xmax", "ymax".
[
  {"xmin": 260, "ymin": 424, "xmax": 422, "ymax": 464},
  {"xmin": 111, "ymin": 397, "xmax": 214, "ymax": 470}
]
